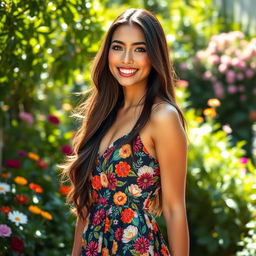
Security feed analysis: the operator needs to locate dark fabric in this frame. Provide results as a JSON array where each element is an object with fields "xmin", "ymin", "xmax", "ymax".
[{"xmin": 80, "ymin": 134, "xmax": 170, "ymax": 256}]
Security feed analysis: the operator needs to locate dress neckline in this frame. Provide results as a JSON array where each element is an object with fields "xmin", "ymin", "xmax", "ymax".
[{"xmin": 97, "ymin": 132, "xmax": 131, "ymax": 159}]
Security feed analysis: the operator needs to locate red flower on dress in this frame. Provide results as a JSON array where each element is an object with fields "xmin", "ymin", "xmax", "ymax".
[
  {"xmin": 10, "ymin": 236, "xmax": 24, "ymax": 252},
  {"xmin": 133, "ymin": 135, "xmax": 143, "ymax": 152},
  {"xmin": 114, "ymin": 227, "xmax": 123, "ymax": 241},
  {"xmin": 85, "ymin": 241, "xmax": 98, "ymax": 256},
  {"xmin": 91, "ymin": 175, "xmax": 102, "ymax": 190},
  {"xmin": 121, "ymin": 208, "xmax": 135, "ymax": 223},
  {"xmin": 104, "ymin": 217, "xmax": 110, "ymax": 233},
  {"xmin": 134, "ymin": 236, "xmax": 149, "ymax": 254},
  {"xmin": 137, "ymin": 173, "xmax": 153, "ymax": 189},
  {"xmin": 115, "ymin": 161, "xmax": 131, "ymax": 177},
  {"xmin": 92, "ymin": 208, "xmax": 105, "ymax": 225},
  {"xmin": 161, "ymin": 244, "xmax": 170, "ymax": 256},
  {"xmin": 107, "ymin": 173, "xmax": 117, "ymax": 189}
]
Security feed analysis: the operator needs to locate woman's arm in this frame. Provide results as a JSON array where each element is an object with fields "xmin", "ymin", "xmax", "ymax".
[
  {"xmin": 151, "ymin": 103, "xmax": 189, "ymax": 256},
  {"xmin": 72, "ymin": 208, "xmax": 87, "ymax": 256}
]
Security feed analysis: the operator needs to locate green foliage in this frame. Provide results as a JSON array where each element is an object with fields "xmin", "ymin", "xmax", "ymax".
[
  {"xmin": 157, "ymin": 87, "xmax": 256, "ymax": 256},
  {"xmin": 0, "ymin": 112, "xmax": 75, "ymax": 255}
]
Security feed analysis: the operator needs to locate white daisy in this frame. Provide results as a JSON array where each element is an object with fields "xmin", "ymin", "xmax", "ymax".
[
  {"xmin": 0, "ymin": 182, "xmax": 11, "ymax": 194},
  {"xmin": 8, "ymin": 211, "xmax": 28, "ymax": 226},
  {"xmin": 138, "ymin": 165, "xmax": 154, "ymax": 176}
]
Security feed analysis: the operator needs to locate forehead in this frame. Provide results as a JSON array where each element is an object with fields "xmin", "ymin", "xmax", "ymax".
[{"xmin": 111, "ymin": 24, "xmax": 145, "ymax": 42}]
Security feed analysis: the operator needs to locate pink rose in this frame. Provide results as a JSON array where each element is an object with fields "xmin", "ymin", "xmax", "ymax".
[
  {"xmin": 19, "ymin": 112, "xmax": 34, "ymax": 124},
  {"xmin": 226, "ymin": 70, "xmax": 236, "ymax": 83}
]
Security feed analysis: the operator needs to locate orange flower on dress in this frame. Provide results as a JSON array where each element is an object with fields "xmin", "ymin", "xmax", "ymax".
[
  {"xmin": 91, "ymin": 175, "xmax": 102, "ymax": 190},
  {"xmin": 161, "ymin": 244, "xmax": 170, "ymax": 256},
  {"xmin": 121, "ymin": 208, "xmax": 135, "ymax": 223},
  {"xmin": 102, "ymin": 248, "xmax": 110, "ymax": 256},
  {"xmin": 29, "ymin": 182, "xmax": 43, "ymax": 193},
  {"xmin": 113, "ymin": 191, "xmax": 127, "ymax": 206},
  {"xmin": 115, "ymin": 161, "xmax": 131, "ymax": 177},
  {"xmin": 152, "ymin": 220, "xmax": 158, "ymax": 232},
  {"xmin": 104, "ymin": 217, "xmax": 110, "ymax": 233},
  {"xmin": 59, "ymin": 185, "xmax": 71, "ymax": 196},
  {"xmin": 112, "ymin": 240, "xmax": 118, "ymax": 254},
  {"xmin": 203, "ymin": 108, "xmax": 216, "ymax": 117},
  {"xmin": 119, "ymin": 144, "xmax": 131, "ymax": 158}
]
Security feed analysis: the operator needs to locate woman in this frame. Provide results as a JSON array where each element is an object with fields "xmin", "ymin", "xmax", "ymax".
[{"xmin": 60, "ymin": 8, "xmax": 189, "ymax": 256}]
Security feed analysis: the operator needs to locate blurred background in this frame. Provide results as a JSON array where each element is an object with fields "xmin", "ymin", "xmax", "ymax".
[{"xmin": 0, "ymin": 0, "xmax": 255, "ymax": 255}]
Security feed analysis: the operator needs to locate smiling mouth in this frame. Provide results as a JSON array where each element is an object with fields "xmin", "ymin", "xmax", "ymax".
[{"xmin": 117, "ymin": 67, "xmax": 138, "ymax": 77}]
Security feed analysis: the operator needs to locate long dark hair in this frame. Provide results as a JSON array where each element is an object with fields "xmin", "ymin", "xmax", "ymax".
[{"xmin": 58, "ymin": 8, "xmax": 187, "ymax": 222}]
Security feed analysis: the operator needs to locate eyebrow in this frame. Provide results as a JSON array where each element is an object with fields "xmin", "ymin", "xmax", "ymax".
[{"xmin": 111, "ymin": 40, "xmax": 146, "ymax": 46}]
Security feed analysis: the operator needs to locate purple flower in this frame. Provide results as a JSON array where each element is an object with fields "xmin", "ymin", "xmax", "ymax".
[
  {"xmin": 213, "ymin": 82, "xmax": 224, "ymax": 99},
  {"xmin": 137, "ymin": 173, "xmax": 153, "ymax": 190},
  {"xmin": 227, "ymin": 85, "xmax": 237, "ymax": 94},
  {"xmin": 107, "ymin": 173, "xmax": 117, "ymax": 189},
  {"xmin": 245, "ymin": 69, "xmax": 254, "ymax": 78},
  {"xmin": 0, "ymin": 224, "xmax": 12, "ymax": 237},
  {"xmin": 18, "ymin": 150, "xmax": 27, "ymax": 157},
  {"xmin": 226, "ymin": 70, "xmax": 236, "ymax": 83},
  {"xmin": 114, "ymin": 227, "xmax": 123, "ymax": 241},
  {"xmin": 240, "ymin": 157, "xmax": 248, "ymax": 164},
  {"xmin": 19, "ymin": 112, "xmax": 34, "ymax": 124}
]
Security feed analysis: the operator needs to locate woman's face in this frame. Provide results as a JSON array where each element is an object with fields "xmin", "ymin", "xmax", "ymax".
[{"xmin": 108, "ymin": 24, "xmax": 152, "ymax": 88}]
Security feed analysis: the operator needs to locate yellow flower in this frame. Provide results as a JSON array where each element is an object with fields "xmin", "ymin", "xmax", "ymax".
[
  {"xmin": 203, "ymin": 108, "xmax": 217, "ymax": 117},
  {"xmin": 40, "ymin": 210, "xmax": 53, "ymax": 220},
  {"xmin": 14, "ymin": 176, "xmax": 28, "ymax": 185},
  {"xmin": 119, "ymin": 144, "xmax": 131, "ymax": 158},
  {"xmin": 27, "ymin": 152, "xmax": 40, "ymax": 161},
  {"xmin": 195, "ymin": 116, "xmax": 204, "ymax": 123},
  {"xmin": 28, "ymin": 205, "xmax": 41, "ymax": 214},
  {"xmin": 207, "ymin": 98, "xmax": 221, "ymax": 107}
]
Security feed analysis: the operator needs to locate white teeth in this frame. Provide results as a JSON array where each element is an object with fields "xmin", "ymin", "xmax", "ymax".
[{"xmin": 119, "ymin": 68, "xmax": 137, "ymax": 74}]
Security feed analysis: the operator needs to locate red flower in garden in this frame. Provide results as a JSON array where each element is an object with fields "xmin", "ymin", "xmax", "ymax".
[
  {"xmin": 61, "ymin": 145, "xmax": 73, "ymax": 155},
  {"xmin": 5, "ymin": 159, "xmax": 21, "ymax": 168},
  {"xmin": 36, "ymin": 160, "xmax": 48, "ymax": 169},
  {"xmin": 10, "ymin": 236, "xmax": 24, "ymax": 252},
  {"xmin": 0, "ymin": 206, "xmax": 12, "ymax": 216},
  {"xmin": 15, "ymin": 195, "xmax": 29, "ymax": 204},
  {"xmin": 59, "ymin": 186, "xmax": 71, "ymax": 196},
  {"xmin": 48, "ymin": 115, "xmax": 60, "ymax": 125},
  {"xmin": 29, "ymin": 183, "xmax": 43, "ymax": 193}
]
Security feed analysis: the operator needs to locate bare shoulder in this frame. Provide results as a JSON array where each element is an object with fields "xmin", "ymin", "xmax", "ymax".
[{"xmin": 151, "ymin": 101, "xmax": 183, "ymax": 130}]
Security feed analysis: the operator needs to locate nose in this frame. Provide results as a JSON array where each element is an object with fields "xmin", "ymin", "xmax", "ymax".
[{"xmin": 122, "ymin": 49, "xmax": 133, "ymax": 64}]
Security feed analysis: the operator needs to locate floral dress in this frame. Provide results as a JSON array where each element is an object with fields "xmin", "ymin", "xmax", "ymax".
[{"xmin": 80, "ymin": 133, "xmax": 171, "ymax": 256}]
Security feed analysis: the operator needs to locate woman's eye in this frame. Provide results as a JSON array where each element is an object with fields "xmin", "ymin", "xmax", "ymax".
[
  {"xmin": 112, "ymin": 45, "xmax": 122, "ymax": 50},
  {"xmin": 135, "ymin": 47, "xmax": 146, "ymax": 52}
]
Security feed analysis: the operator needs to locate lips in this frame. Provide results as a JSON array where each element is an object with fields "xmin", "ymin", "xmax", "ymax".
[{"xmin": 117, "ymin": 67, "xmax": 138, "ymax": 77}]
